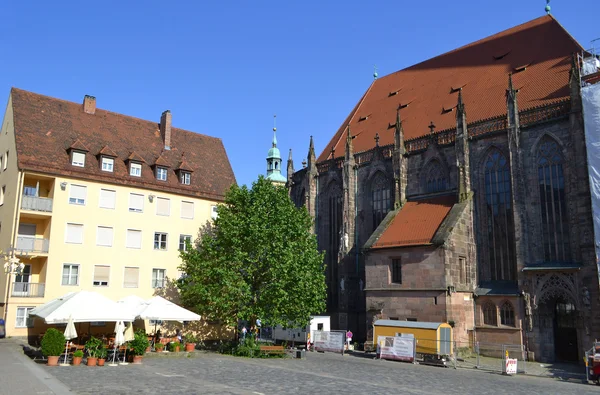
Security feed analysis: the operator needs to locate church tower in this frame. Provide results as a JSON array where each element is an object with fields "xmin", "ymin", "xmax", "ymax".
[{"xmin": 266, "ymin": 115, "xmax": 287, "ymax": 185}]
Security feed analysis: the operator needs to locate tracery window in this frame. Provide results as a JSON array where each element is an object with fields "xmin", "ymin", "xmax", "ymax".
[
  {"xmin": 484, "ymin": 149, "xmax": 516, "ymax": 281},
  {"xmin": 483, "ymin": 302, "xmax": 497, "ymax": 326},
  {"xmin": 500, "ymin": 301, "xmax": 515, "ymax": 327},
  {"xmin": 537, "ymin": 138, "xmax": 570, "ymax": 262},
  {"xmin": 372, "ymin": 173, "xmax": 391, "ymax": 230},
  {"xmin": 425, "ymin": 160, "xmax": 448, "ymax": 193}
]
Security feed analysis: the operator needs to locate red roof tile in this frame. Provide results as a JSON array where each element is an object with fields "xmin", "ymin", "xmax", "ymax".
[
  {"xmin": 10, "ymin": 88, "xmax": 236, "ymax": 201},
  {"xmin": 371, "ymin": 195, "xmax": 456, "ymax": 248},
  {"xmin": 318, "ymin": 15, "xmax": 583, "ymax": 162}
]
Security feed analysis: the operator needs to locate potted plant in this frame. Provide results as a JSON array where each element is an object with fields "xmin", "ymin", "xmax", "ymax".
[
  {"xmin": 169, "ymin": 341, "xmax": 181, "ymax": 352},
  {"xmin": 129, "ymin": 329, "xmax": 150, "ymax": 364},
  {"xmin": 72, "ymin": 350, "xmax": 84, "ymax": 366},
  {"xmin": 155, "ymin": 343, "xmax": 165, "ymax": 352},
  {"xmin": 85, "ymin": 336, "xmax": 103, "ymax": 366},
  {"xmin": 40, "ymin": 328, "xmax": 66, "ymax": 366},
  {"xmin": 97, "ymin": 346, "xmax": 107, "ymax": 366},
  {"xmin": 184, "ymin": 334, "xmax": 197, "ymax": 352}
]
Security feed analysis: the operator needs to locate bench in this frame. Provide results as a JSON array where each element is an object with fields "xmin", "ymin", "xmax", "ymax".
[{"xmin": 259, "ymin": 345, "xmax": 285, "ymax": 355}]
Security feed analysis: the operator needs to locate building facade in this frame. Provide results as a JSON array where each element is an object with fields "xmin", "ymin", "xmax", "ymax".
[
  {"xmin": 288, "ymin": 15, "xmax": 600, "ymax": 362},
  {"xmin": 0, "ymin": 89, "xmax": 235, "ymax": 338}
]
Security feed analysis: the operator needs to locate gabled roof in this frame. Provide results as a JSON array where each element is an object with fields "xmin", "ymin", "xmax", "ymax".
[
  {"xmin": 319, "ymin": 15, "xmax": 583, "ymax": 162},
  {"xmin": 153, "ymin": 155, "xmax": 170, "ymax": 168},
  {"xmin": 68, "ymin": 139, "xmax": 89, "ymax": 152},
  {"xmin": 97, "ymin": 145, "xmax": 118, "ymax": 158},
  {"xmin": 10, "ymin": 88, "xmax": 236, "ymax": 201},
  {"xmin": 176, "ymin": 159, "xmax": 194, "ymax": 172},
  {"xmin": 371, "ymin": 195, "xmax": 456, "ymax": 249}
]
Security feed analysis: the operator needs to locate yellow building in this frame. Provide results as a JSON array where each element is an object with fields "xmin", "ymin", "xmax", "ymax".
[{"xmin": 0, "ymin": 88, "xmax": 236, "ymax": 338}]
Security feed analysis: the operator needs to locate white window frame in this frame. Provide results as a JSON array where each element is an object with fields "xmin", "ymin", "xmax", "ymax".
[
  {"xmin": 62, "ymin": 264, "xmax": 79, "ymax": 286},
  {"xmin": 181, "ymin": 201, "xmax": 194, "ymax": 219},
  {"xmin": 179, "ymin": 234, "xmax": 192, "ymax": 251},
  {"xmin": 180, "ymin": 171, "xmax": 191, "ymax": 185},
  {"xmin": 128, "ymin": 193, "xmax": 144, "ymax": 213},
  {"xmin": 152, "ymin": 268, "xmax": 166, "ymax": 289},
  {"xmin": 99, "ymin": 189, "xmax": 116, "ymax": 209},
  {"xmin": 123, "ymin": 266, "xmax": 140, "ymax": 288},
  {"xmin": 101, "ymin": 156, "xmax": 114, "ymax": 172},
  {"xmin": 156, "ymin": 197, "xmax": 170, "ymax": 216},
  {"xmin": 69, "ymin": 184, "xmax": 87, "ymax": 205},
  {"xmin": 154, "ymin": 232, "xmax": 168, "ymax": 250},
  {"xmin": 126, "ymin": 229, "xmax": 142, "ymax": 249},
  {"xmin": 156, "ymin": 167, "xmax": 168, "ymax": 181},
  {"xmin": 93, "ymin": 265, "xmax": 110, "ymax": 287},
  {"xmin": 96, "ymin": 226, "xmax": 114, "ymax": 247},
  {"xmin": 130, "ymin": 162, "xmax": 142, "ymax": 177},
  {"xmin": 211, "ymin": 205, "xmax": 218, "ymax": 220},
  {"xmin": 15, "ymin": 307, "xmax": 34, "ymax": 328},
  {"xmin": 71, "ymin": 151, "xmax": 85, "ymax": 167},
  {"xmin": 65, "ymin": 223, "xmax": 84, "ymax": 244}
]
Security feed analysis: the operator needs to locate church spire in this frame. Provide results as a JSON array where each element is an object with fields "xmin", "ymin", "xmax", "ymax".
[{"xmin": 265, "ymin": 115, "xmax": 286, "ymax": 185}]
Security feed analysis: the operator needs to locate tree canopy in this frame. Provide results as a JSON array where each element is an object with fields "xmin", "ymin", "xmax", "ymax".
[{"xmin": 178, "ymin": 176, "xmax": 326, "ymax": 329}]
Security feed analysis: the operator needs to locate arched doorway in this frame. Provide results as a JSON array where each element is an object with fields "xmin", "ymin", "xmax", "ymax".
[{"xmin": 553, "ymin": 299, "xmax": 578, "ymax": 362}]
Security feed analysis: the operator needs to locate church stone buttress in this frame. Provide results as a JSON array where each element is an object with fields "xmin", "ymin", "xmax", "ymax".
[
  {"xmin": 306, "ymin": 136, "xmax": 319, "ymax": 229},
  {"xmin": 341, "ymin": 127, "xmax": 356, "ymax": 257},
  {"xmin": 455, "ymin": 90, "xmax": 471, "ymax": 202},
  {"xmin": 393, "ymin": 107, "xmax": 407, "ymax": 207}
]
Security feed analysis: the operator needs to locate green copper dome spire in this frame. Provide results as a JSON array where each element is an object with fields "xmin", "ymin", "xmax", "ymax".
[
  {"xmin": 266, "ymin": 115, "xmax": 286, "ymax": 184},
  {"xmin": 545, "ymin": 0, "xmax": 551, "ymax": 14}
]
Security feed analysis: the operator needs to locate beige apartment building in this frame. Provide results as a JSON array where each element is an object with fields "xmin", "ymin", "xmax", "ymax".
[{"xmin": 0, "ymin": 88, "xmax": 236, "ymax": 337}]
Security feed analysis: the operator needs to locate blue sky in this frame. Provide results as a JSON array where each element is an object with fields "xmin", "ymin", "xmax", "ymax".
[{"xmin": 1, "ymin": 1, "xmax": 598, "ymax": 187}]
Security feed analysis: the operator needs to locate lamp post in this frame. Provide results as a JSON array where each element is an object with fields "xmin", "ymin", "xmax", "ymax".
[{"xmin": 3, "ymin": 247, "xmax": 25, "ymax": 328}]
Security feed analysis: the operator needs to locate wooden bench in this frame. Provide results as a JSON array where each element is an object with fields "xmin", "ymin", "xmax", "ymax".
[{"xmin": 259, "ymin": 345, "xmax": 285, "ymax": 355}]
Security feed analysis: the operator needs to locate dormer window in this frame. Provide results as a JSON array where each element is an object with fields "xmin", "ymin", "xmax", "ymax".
[
  {"xmin": 130, "ymin": 162, "xmax": 142, "ymax": 177},
  {"xmin": 101, "ymin": 157, "xmax": 114, "ymax": 172},
  {"xmin": 180, "ymin": 171, "xmax": 191, "ymax": 185},
  {"xmin": 72, "ymin": 151, "xmax": 86, "ymax": 167},
  {"xmin": 156, "ymin": 167, "xmax": 168, "ymax": 181}
]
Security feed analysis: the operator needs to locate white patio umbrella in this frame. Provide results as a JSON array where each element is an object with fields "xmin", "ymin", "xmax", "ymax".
[
  {"xmin": 117, "ymin": 295, "xmax": 145, "ymax": 317},
  {"xmin": 108, "ymin": 321, "xmax": 126, "ymax": 367},
  {"xmin": 60, "ymin": 316, "xmax": 77, "ymax": 366},
  {"xmin": 30, "ymin": 291, "xmax": 135, "ymax": 324},
  {"xmin": 137, "ymin": 296, "xmax": 201, "ymax": 322},
  {"xmin": 121, "ymin": 322, "xmax": 135, "ymax": 365}
]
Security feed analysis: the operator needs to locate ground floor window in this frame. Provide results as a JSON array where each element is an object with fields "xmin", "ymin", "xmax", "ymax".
[
  {"xmin": 15, "ymin": 307, "xmax": 34, "ymax": 328},
  {"xmin": 500, "ymin": 301, "xmax": 515, "ymax": 326}
]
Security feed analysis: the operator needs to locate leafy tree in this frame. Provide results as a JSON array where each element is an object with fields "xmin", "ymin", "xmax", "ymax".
[{"xmin": 178, "ymin": 176, "xmax": 326, "ymax": 329}]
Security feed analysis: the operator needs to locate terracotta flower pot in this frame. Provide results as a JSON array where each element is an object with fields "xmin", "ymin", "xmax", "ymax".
[
  {"xmin": 133, "ymin": 355, "xmax": 143, "ymax": 364},
  {"xmin": 47, "ymin": 356, "xmax": 59, "ymax": 366},
  {"xmin": 155, "ymin": 344, "xmax": 165, "ymax": 352},
  {"xmin": 98, "ymin": 358, "xmax": 105, "ymax": 366},
  {"xmin": 72, "ymin": 356, "xmax": 82, "ymax": 366},
  {"xmin": 185, "ymin": 343, "xmax": 196, "ymax": 352},
  {"xmin": 87, "ymin": 357, "xmax": 97, "ymax": 366},
  {"xmin": 175, "ymin": 346, "xmax": 180, "ymax": 353}
]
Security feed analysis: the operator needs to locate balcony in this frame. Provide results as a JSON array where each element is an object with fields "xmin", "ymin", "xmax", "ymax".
[
  {"xmin": 21, "ymin": 195, "xmax": 53, "ymax": 213},
  {"xmin": 16, "ymin": 236, "xmax": 49, "ymax": 254},
  {"xmin": 11, "ymin": 282, "xmax": 45, "ymax": 298}
]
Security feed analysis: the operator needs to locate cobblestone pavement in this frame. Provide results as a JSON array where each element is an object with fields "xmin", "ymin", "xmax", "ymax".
[{"xmin": 37, "ymin": 350, "xmax": 599, "ymax": 395}]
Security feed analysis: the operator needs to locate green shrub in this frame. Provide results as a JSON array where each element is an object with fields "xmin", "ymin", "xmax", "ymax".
[
  {"xmin": 169, "ymin": 342, "xmax": 182, "ymax": 352},
  {"xmin": 98, "ymin": 345, "xmax": 107, "ymax": 359},
  {"xmin": 40, "ymin": 328, "xmax": 65, "ymax": 357},
  {"xmin": 129, "ymin": 329, "xmax": 150, "ymax": 356},
  {"xmin": 73, "ymin": 350, "xmax": 84, "ymax": 358},
  {"xmin": 84, "ymin": 336, "xmax": 103, "ymax": 358}
]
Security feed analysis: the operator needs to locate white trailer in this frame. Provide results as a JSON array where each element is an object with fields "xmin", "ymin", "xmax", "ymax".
[{"xmin": 272, "ymin": 316, "xmax": 330, "ymax": 344}]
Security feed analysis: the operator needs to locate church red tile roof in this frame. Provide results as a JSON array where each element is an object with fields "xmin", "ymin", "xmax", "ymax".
[
  {"xmin": 371, "ymin": 195, "xmax": 456, "ymax": 248},
  {"xmin": 10, "ymin": 88, "xmax": 236, "ymax": 201},
  {"xmin": 318, "ymin": 15, "xmax": 583, "ymax": 162}
]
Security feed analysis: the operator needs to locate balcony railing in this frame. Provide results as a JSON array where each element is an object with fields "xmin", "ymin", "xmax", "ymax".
[
  {"xmin": 11, "ymin": 282, "xmax": 45, "ymax": 297},
  {"xmin": 21, "ymin": 195, "xmax": 53, "ymax": 212},
  {"xmin": 16, "ymin": 236, "xmax": 49, "ymax": 253}
]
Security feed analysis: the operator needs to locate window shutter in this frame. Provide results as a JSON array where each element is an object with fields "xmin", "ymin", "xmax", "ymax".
[
  {"xmin": 70, "ymin": 185, "xmax": 87, "ymax": 201},
  {"xmin": 99, "ymin": 189, "xmax": 116, "ymax": 209},
  {"xmin": 124, "ymin": 267, "xmax": 139, "ymax": 288},
  {"xmin": 156, "ymin": 197, "xmax": 170, "ymax": 216},
  {"xmin": 129, "ymin": 193, "xmax": 144, "ymax": 212},
  {"xmin": 66, "ymin": 223, "xmax": 83, "ymax": 244},
  {"xmin": 72, "ymin": 151, "xmax": 85, "ymax": 166},
  {"xmin": 97, "ymin": 226, "xmax": 113, "ymax": 246},
  {"xmin": 181, "ymin": 201, "xmax": 194, "ymax": 219},
  {"xmin": 126, "ymin": 229, "xmax": 142, "ymax": 248},
  {"xmin": 93, "ymin": 265, "xmax": 110, "ymax": 285}
]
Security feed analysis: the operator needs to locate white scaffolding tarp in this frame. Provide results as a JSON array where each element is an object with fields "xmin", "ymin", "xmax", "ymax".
[{"xmin": 582, "ymin": 81, "xmax": 600, "ymax": 283}]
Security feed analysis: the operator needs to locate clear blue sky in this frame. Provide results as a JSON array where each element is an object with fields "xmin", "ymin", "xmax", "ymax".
[{"xmin": 1, "ymin": 1, "xmax": 598, "ymax": 187}]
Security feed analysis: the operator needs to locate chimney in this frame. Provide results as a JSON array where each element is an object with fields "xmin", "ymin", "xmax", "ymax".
[
  {"xmin": 83, "ymin": 95, "xmax": 96, "ymax": 115},
  {"xmin": 160, "ymin": 110, "xmax": 172, "ymax": 150}
]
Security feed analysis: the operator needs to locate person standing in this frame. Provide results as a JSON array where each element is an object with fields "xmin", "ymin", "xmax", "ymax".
[{"xmin": 346, "ymin": 330, "xmax": 353, "ymax": 350}]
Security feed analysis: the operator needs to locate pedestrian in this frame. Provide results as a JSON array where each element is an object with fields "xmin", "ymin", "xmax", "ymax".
[
  {"xmin": 346, "ymin": 330, "xmax": 353, "ymax": 350},
  {"xmin": 176, "ymin": 328, "xmax": 183, "ymax": 343},
  {"xmin": 241, "ymin": 326, "xmax": 247, "ymax": 339}
]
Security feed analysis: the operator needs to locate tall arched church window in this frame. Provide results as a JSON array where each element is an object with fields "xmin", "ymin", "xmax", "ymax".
[
  {"xmin": 484, "ymin": 149, "xmax": 516, "ymax": 281},
  {"xmin": 483, "ymin": 302, "xmax": 497, "ymax": 326},
  {"xmin": 425, "ymin": 160, "xmax": 447, "ymax": 193},
  {"xmin": 500, "ymin": 302, "xmax": 515, "ymax": 327},
  {"xmin": 372, "ymin": 173, "xmax": 391, "ymax": 230},
  {"xmin": 537, "ymin": 138, "xmax": 570, "ymax": 262}
]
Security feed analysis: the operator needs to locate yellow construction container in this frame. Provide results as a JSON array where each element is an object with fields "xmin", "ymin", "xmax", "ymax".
[{"xmin": 373, "ymin": 320, "xmax": 453, "ymax": 357}]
